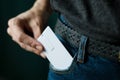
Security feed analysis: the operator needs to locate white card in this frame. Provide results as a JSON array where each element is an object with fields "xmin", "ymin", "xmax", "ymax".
[{"xmin": 37, "ymin": 26, "xmax": 73, "ymax": 70}]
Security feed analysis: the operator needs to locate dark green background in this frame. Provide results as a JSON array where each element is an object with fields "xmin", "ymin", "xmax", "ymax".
[{"xmin": 0, "ymin": 0, "xmax": 57, "ymax": 80}]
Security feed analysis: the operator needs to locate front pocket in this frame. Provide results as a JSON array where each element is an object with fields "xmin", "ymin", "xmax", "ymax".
[
  {"xmin": 49, "ymin": 34, "xmax": 77, "ymax": 74},
  {"xmin": 49, "ymin": 59, "xmax": 76, "ymax": 74}
]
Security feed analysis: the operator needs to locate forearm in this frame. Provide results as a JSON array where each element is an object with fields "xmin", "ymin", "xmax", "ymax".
[{"xmin": 31, "ymin": 0, "xmax": 52, "ymax": 16}]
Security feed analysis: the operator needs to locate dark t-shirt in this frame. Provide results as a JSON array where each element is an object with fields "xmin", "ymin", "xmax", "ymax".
[{"xmin": 50, "ymin": 0, "xmax": 120, "ymax": 44}]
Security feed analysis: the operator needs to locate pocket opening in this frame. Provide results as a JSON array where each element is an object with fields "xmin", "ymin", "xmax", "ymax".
[{"xmin": 49, "ymin": 59, "xmax": 76, "ymax": 74}]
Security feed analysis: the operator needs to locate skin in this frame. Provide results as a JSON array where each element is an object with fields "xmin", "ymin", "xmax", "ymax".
[{"xmin": 7, "ymin": 0, "xmax": 52, "ymax": 58}]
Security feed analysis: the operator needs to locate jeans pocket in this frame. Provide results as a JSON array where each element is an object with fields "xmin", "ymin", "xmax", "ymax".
[
  {"xmin": 49, "ymin": 59, "xmax": 76, "ymax": 74},
  {"xmin": 48, "ymin": 34, "xmax": 77, "ymax": 74}
]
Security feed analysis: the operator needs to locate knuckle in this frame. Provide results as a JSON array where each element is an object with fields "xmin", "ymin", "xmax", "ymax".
[
  {"xmin": 8, "ymin": 19, "xmax": 13, "ymax": 26},
  {"xmin": 8, "ymin": 18, "xmax": 15, "ymax": 26},
  {"xmin": 8, "ymin": 18, "xmax": 20, "ymax": 27}
]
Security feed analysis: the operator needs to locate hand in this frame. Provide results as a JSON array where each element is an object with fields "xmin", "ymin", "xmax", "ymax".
[{"xmin": 7, "ymin": 9, "xmax": 48, "ymax": 58}]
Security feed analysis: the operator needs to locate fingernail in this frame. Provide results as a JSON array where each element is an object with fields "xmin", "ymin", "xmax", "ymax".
[
  {"xmin": 36, "ymin": 46, "xmax": 42, "ymax": 50},
  {"xmin": 40, "ymin": 52, "xmax": 46, "ymax": 59}
]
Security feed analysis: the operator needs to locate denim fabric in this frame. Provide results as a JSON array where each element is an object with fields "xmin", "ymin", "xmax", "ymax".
[{"xmin": 48, "ymin": 35, "xmax": 120, "ymax": 80}]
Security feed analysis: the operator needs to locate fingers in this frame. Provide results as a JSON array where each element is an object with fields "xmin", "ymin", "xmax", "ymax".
[
  {"xmin": 8, "ymin": 27, "xmax": 43, "ymax": 55},
  {"xmin": 7, "ymin": 18, "xmax": 46, "ymax": 58},
  {"xmin": 20, "ymin": 42, "xmax": 46, "ymax": 58},
  {"xmin": 19, "ymin": 35, "xmax": 46, "ymax": 58},
  {"xmin": 19, "ymin": 42, "xmax": 43, "ymax": 56}
]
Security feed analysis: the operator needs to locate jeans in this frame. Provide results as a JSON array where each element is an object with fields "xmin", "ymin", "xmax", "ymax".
[{"xmin": 48, "ymin": 34, "xmax": 120, "ymax": 80}]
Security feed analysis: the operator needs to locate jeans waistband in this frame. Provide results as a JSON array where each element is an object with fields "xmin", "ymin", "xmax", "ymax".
[{"xmin": 54, "ymin": 15, "xmax": 120, "ymax": 63}]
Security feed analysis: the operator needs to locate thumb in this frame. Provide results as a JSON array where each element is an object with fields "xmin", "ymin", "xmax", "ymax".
[
  {"xmin": 29, "ymin": 20, "xmax": 44, "ymax": 39},
  {"xmin": 33, "ymin": 26, "xmax": 41, "ymax": 39}
]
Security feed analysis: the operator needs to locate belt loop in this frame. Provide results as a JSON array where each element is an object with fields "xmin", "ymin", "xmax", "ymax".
[{"xmin": 77, "ymin": 35, "xmax": 88, "ymax": 63}]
